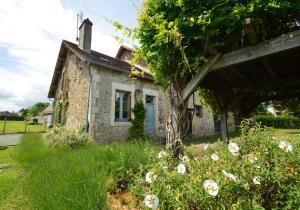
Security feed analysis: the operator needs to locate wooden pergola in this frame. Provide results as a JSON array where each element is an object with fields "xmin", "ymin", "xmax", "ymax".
[{"xmin": 182, "ymin": 29, "xmax": 300, "ymax": 141}]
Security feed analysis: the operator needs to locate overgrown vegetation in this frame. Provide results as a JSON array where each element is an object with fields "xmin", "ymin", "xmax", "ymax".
[
  {"xmin": 44, "ymin": 127, "xmax": 93, "ymax": 148},
  {"xmin": 129, "ymin": 101, "xmax": 146, "ymax": 138},
  {"xmin": 130, "ymin": 121, "xmax": 300, "ymax": 209}
]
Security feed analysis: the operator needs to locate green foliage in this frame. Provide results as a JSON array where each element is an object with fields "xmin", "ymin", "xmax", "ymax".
[
  {"xmin": 272, "ymin": 99, "xmax": 300, "ymax": 117},
  {"xmin": 44, "ymin": 127, "xmax": 93, "ymax": 148},
  {"xmin": 130, "ymin": 122, "xmax": 299, "ymax": 209},
  {"xmin": 25, "ymin": 102, "xmax": 49, "ymax": 118},
  {"xmin": 256, "ymin": 115, "xmax": 300, "ymax": 129},
  {"xmin": 12, "ymin": 134, "xmax": 157, "ymax": 209},
  {"xmin": 129, "ymin": 101, "xmax": 146, "ymax": 138}
]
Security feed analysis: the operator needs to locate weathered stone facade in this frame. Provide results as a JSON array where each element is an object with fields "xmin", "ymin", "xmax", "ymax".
[{"xmin": 54, "ymin": 52, "xmax": 90, "ymax": 130}]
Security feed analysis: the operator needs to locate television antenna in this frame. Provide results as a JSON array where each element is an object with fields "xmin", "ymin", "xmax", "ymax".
[{"xmin": 76, "ymin": 12, "xmax": 83, "ymax": 42}]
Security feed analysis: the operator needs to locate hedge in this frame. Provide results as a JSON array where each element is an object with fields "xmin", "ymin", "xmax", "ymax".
[
  {"xmin": 256, "ymin": 115, "xmax": 300, "ymax": 128},
  {"xmin": 0, "ymin": 115, "xmax": 25, "ymax": 121}
]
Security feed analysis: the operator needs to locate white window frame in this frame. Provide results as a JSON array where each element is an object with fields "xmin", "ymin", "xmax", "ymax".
[{"xmin": 111, "ymin": 82, "xmax": 135, "ymax": 126}]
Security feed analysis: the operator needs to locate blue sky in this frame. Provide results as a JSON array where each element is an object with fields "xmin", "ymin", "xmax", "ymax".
[{"xmin": 0, "ymin": 0, "xmax": 140, "ymax": 111}]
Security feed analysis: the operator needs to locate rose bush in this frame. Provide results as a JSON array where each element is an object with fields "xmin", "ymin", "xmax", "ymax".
[{"xmin": 129, "ymin": 122, "xmax": 299, "ymax": 209}]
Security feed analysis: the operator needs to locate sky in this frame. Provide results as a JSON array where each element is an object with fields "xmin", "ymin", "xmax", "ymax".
[{"xmin": 0, "ymin": 0, "xmax": 141, "ymax": 111}]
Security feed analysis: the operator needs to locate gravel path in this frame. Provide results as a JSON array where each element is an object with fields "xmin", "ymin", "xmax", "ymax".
[{"xmin": 0, "ymin": 134, "xmax": 22, "ymax": 146}]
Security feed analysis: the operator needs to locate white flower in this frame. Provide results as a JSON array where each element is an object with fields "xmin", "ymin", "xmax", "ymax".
[
  {"xmin": 222, "ymin": 170, "xmax": 237, "ymax": 181},
  {"xmin": 228, "ymin": 143, "xmax": 240, "ymax": 156},
  {"xmin": 144, "ymin": 195, "xmax": 159, "ymax": 209},
  {"xmin": 203, "ymin": 145, "xmax": 209, "ymax": 150},
  {"xmin": 255, "ymin": 164, "xmax": 261, "ymax": 169},
  {"xmin": 211, "ymin": 153, "xmax": 219, "ymax": 161},
  {"xmin": 177, "ymin": 163, "xmax": 186, "ymax": 174},
  {"xmin": 279, "ymin": 140, "xmax": 293, "ymax": 152},
  {"xmin": 145, "ymin": 172, "xmax": 157, "ymax": 184},
  {"xmin": 158, "ymin": 150, "xmax": 167, "ymax": 159},
  {"xmin": 203, "ymin": 179, "xmax": 219, "ymax": 197},
  {"xmin": 253, "ymin": 176, "xmax": 261, "ymax": 185}
]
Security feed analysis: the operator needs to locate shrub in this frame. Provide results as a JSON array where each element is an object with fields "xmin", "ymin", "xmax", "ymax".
[
  {"xmin": 44, "ymin": 127, "xmax": 93, "ymax": 148},
  {"xmin": 256, "ymin": 115, "xmax": 300, "ymax": 128},
  {"xmin": 0, "ymin": 144, "xmax": 8, "ymax": 150},
  {"xmin": 129, "ymin": 101, "xmax": 146, "ymax": 138},
  {"xmin": 130, "ymin": 121, "xmax": 299, "ymax": 209}
]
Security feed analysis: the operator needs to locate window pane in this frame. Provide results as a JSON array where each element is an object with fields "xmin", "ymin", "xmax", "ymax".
[{"xmin": 122, "ymin": 93, "xmax": 129, "ymax": 119}]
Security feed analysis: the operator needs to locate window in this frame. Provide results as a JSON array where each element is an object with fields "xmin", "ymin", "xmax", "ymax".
[
  {"xmin": 146, "ymin": 95, "xmax": 154, "ymax": 104},
  {"xmin": 115, "ymin": 90, "xmax": 131, "ymax": 122},
  {"xmin": 195, "ymin": 105, "xmax": 203, "ymax": 118}
]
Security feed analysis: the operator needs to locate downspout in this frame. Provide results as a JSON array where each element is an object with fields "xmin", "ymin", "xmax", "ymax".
[{"xmin": 86, "ymin": 61, "xmax": 92, "ymax": 133}]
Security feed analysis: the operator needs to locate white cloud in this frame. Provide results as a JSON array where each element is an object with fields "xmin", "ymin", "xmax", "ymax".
[{"xmin": 0, "ymin": 0, "xmax": 121, "ymax": 111}]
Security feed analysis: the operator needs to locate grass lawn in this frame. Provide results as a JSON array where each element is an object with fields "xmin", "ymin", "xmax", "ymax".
[{"xmin": 0, "ymin": 121, "xmax": 46, "ymax": 134}]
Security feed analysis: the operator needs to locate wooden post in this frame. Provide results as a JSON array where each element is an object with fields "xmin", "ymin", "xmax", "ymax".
[
  {"xmin": 220, "ymin": 111, "xmax": 229, "ymax": 143},
  {"xmin": 3, "ymin": 117, "xmax": 7, "ymax": 134},
  {"xmin": 25, "ymin": 119, "xmax": 27, "ymax": 133}
]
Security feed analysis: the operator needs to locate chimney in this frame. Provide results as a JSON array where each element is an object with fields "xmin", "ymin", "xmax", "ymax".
[{"xmin": 79, "ymin": 18, "xmax": 93, "ymax": 52}]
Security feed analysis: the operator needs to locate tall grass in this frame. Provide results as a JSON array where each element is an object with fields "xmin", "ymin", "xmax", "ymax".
[{"xmin": 14, "ymin": 134, "xmax": 157, "ymax": 209}]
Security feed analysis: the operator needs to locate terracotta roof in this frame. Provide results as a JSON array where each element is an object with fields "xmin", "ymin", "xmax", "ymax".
[{"xmin": 48, "ymin": 40, "xmax": 153, "ymax": 98}]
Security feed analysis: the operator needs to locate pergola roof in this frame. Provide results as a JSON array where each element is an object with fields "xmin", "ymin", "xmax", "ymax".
[{"xmin": 182, "ymin": 29, "xmax": 300, "ymax": 116}]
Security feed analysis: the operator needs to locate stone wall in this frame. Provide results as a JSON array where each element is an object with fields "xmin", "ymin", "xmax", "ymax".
[
  {"xmin": 54, "ymin": 52, "xmax": 90, "ymax": 130},
  {"xmin": 88, "ymin": 64, "xmax": 169, "ymax": 143}
]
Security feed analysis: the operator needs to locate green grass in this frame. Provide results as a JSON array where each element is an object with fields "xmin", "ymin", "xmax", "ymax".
[
  {"xmin": 0, "ymin": 133, "xmax": 157, "ymax": 210},
  {"xmin": 0, "ymin": 121, "xmax": 45, "ymax": 134}
]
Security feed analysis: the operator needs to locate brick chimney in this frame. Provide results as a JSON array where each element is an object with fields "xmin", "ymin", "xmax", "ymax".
[{"xmin": 79, "ymin": 18, "xmax": 93, "ymax": 52}]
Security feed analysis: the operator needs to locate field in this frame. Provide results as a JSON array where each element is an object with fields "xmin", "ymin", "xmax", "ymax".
[{"xmin": 0, "ymin": 121, "xmax": 45, "ymax": 134}]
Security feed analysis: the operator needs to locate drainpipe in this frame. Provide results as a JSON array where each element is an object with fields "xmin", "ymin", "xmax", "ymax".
[{"xmin": 86, "ymin": 61, "xmax": 92, "ymax": 133}]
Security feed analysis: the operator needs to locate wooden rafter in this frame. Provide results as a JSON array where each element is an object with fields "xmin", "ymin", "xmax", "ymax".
[
  {"xmin": 182, "ymin": 53, "xmax": 221, "ymax": 100},
  {"xmin": 210, "ymin": 30, "xmax": 300, "ymax": 71}
]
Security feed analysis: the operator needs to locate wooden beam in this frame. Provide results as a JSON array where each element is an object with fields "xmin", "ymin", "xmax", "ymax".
[
  {"xmin": 211, "ymin": 30, "xmax": 300, "ymax": 71},
  {"xmin": 182, "ymin": 54, "xmax": 221, "ymax": 100},
  {"xmin": 261, "ymin": 58, "xmax": 277, "ymax": 79}
]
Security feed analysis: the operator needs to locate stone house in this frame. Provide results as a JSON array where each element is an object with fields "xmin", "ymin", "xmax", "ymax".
[{"xmin": 48, "ymin": 19, "xmax": 234, "ymax": 143}]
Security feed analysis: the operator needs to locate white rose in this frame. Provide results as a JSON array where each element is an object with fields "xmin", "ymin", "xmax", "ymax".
[
  {"xmin": 279, "ymin": 140, "xmax": 293, "ymax": 152},
  {"xmin": 177, "ymin": 163, "xmax": 186, "ymax": 174},
  {"xmin": 203, "ymin": 179, "xmax": 219, "ymax": 197},
  {"xmin": 144, "ymin": 195, "xmax": 159, "ymax": 209},
  {"xmin": 228, "ymin": 143, "xmax": 240, "ymax": 156},
  {"xmin": 211, "ymin": 153, "xmax": 219, "ymax": 161}
]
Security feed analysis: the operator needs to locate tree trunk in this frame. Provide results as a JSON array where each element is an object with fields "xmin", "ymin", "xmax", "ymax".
[
  {"xmin": 166, "ymin": 82, "xmax": 189, "ymax": 157},
  {"xmin": 220, "ymin": 111, "xmax": 229, "ymax": 143}
]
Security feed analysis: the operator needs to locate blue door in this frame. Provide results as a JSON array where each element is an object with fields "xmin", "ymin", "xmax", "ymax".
[{"xmin": 145, "ymin": 96, "xmax": 155, "ymax": 135}]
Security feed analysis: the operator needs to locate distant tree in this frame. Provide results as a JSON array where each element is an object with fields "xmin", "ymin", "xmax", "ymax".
[
  {"xmin": 26, "ymin": 102, "xmax": 49, "ymax": 118},
  {"xmin": 254, "ymin": 102, "xmax": 272, "ymax": 116},
  {"xmin": 273, "ymin": 99, "xmax": 300, "ymax": 117}
]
